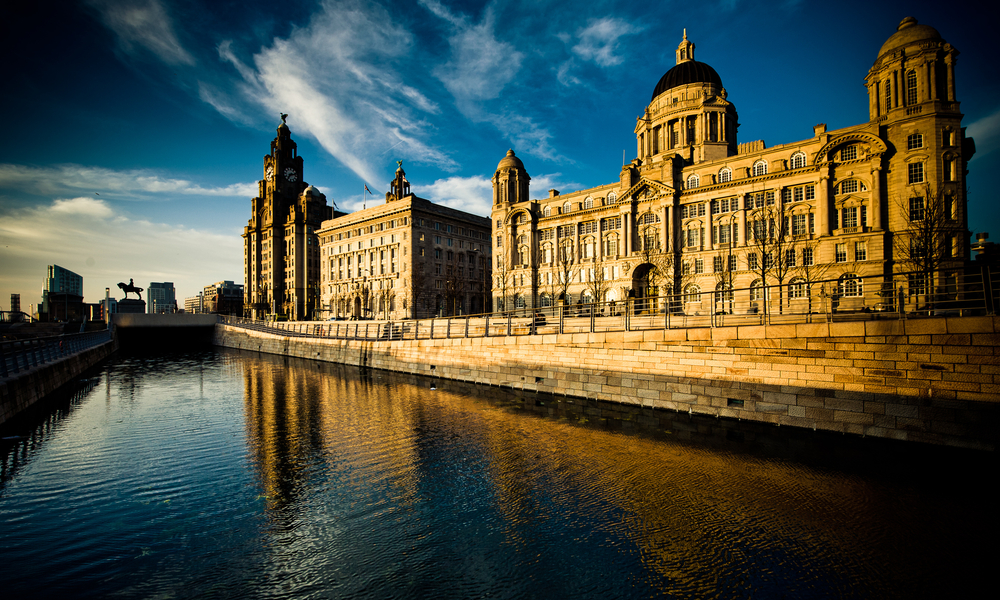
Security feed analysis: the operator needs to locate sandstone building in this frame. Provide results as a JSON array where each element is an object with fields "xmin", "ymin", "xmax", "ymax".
[
  {"xmin": 243, "ymin": 117, "xmax": 333, "ymax": 320},
  {"xmin": 491, "ymin": 19, "xmax": 975, "ymax": 315},
  {"xmin": 317, "ymin": 163, "xmax": 492, "ymax": 320}
]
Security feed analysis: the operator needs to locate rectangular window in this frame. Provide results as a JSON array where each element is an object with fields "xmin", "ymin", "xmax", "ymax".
[
  {"xmin": 909, "ymin": 197, "xmax": 925, "ymax": 221},
  {"xmin": 842, "ymin": 207, "xmax": 858, "ymax": 228},
  {"xmin": 884, "ymin": 79, "xmax": 892, "ymax": 112},
  {"xmin": 855, "ymin": 242, "xmax": 867, "ymax": 262},
  {"xmin": 908, "ymin": 162, "xmax": 924, "ymax": 184},
  {"xmin": 748, "ymin": 253, "xmax": 759, "ymax": 271},
  {"xmin": 907, "ymin": 133, "xmax": 923, "ymax": 150},
  {"xmin": 835, "ymin": 243, "xmax": 847, "ymax": 262},
  {"xmin": 786, "ymin": 249, "xmax": 796, "ymax": 267},
  {"xmin": 803, "ymin": 247, "xmax": 814, "ymax": 266},
  {"xmin": 792, "ymin": 214, "xmax": 806, "ymax": 236},
  {"xmin": 713, "ymin": 256, "xmax": 723, "ymax": 273},
  {"xmin": 695, "ymin": 259, "xmax": 704, "ymax": 274},
  {"xmin": 841, "ymin": 146, "xmax": 857, "ymax": 161}
]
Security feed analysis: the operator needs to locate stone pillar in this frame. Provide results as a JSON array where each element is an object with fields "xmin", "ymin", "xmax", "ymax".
[
  {"xmin": 928, "ymin": 60, "xmax": 937, "ymax": 101},
  {"xmin": 738, "ymin": 201, "xmax": 747, "ymax": 247},
  {"xmin": 945, "ymin": 55, "xmax": 956, "ymax": 102},
  {"xmin": 870, "ymin": 164, "xmax": 883, "ymax": 230},
  {"xmin": 817, "ymin": 170, "xmax": 831, "ymax": 237}
]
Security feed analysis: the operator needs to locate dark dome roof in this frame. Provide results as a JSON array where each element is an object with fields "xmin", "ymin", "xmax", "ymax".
[{"xmin": 651, "ymin": 60, "xmax": 722, "ymax": 101}]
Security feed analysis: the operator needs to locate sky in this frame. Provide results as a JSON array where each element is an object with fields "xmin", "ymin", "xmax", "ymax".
[{"xmin": 1, "ymin": 0, "xmax": 997, "ymax": 311}]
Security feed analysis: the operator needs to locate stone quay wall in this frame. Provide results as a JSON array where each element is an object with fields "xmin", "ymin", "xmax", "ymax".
[
  {"xmin": 0, "ymin": 339, "xmax": 117, "ymax": 426},
  {"xmin": 214, "ymin": 316, "xmax": 1000, "ymax": 450}
]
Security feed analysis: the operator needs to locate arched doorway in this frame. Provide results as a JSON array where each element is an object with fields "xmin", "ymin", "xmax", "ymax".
[
  {"xmin": 352, "ymin": 296, "xmax": 362, "ymax": 319},
  {"xmin": 631, "ymin": 263, "xmax": 658, "ymax": 314}
]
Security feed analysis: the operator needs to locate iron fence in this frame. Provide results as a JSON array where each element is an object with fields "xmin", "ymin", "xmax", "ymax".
[
  {"xmin": 222, "ymin": 267, "xmax": 998, "ymax": 342},
  {"xmin": 0, "ymin": 329, "xmax": 113, "ymax": 378}
]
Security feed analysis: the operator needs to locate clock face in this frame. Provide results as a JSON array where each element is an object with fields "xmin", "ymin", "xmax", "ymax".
[
  {"xmin": 284, "ymin": 167, "xmax": 298, "ymax": 182},
  {"xmin": 265, "ymin": 165, "xmax": 274, "ymax": 181}
]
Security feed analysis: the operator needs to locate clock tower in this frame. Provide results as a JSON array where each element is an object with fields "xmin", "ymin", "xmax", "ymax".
[{"xmin": 243, "ymin": 115, "xmax": 332, "ymax": 320}]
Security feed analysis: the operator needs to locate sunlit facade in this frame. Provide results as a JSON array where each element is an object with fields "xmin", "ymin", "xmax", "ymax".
[{"xmin": 491, "ymin": 19, "xmax": 974, "ymax": 314}]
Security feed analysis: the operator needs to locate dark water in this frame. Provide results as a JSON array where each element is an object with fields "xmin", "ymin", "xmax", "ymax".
[{"xmin": 0, "ymin": 348, "xmax": 994, "ymax": 599}]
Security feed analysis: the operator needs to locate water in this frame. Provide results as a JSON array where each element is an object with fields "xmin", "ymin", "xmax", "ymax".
[{"xmin": 0, "ymin": 348, "xmax": 994, "ymax": 599}]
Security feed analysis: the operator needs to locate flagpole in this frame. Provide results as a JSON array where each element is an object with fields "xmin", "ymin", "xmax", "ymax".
[{"xmin": 363, "ymin": 184, "xmax": 367, "ymax": 210}]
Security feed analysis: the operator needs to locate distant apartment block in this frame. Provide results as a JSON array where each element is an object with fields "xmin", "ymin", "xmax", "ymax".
[
  {"xmin": 147, "ymin": 282, "xmax": 177, "ymax": 314},
  {"xmin": 42, "ymin": 264, "xmax": 84, "ymax": 321}
]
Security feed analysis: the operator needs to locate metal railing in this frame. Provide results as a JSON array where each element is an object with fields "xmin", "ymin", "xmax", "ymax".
[
  {"xmin": 222, "ymin": 268, "xmax": 998, "ymax": 342},
  {"xmin": 0, "ymin": 330, "xmax": 113, "ymax": 378}
]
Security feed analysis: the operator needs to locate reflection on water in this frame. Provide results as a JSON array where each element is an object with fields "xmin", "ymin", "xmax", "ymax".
[{"xmin": 0, "ymin": 348, "xmax": 994, "ymax": 599}]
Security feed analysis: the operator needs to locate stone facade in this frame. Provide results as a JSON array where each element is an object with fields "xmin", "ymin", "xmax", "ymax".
[
  {"xmin": 316, "ymin": 164, "xmax": 492, "ymax": 320},
  {"xmin": 491, "ymin": 18, "xmax": 974, "ymax": 316},
  {"xmin": 243, "ymin": 116, "xmax": 333, "ymax": 321}
]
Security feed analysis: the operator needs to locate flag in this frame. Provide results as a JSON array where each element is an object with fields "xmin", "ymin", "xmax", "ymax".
[{"xmin": 364, "ymin": 184, "xmax": 371, "ymax": 194}]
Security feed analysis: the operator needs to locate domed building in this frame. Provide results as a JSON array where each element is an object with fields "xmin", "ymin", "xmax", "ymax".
[{"xmin": 490, "ymin": 19, "xmax": 974, "ymax": 316}]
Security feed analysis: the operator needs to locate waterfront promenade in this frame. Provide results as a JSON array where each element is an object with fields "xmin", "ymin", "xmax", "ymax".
[{"xmin": 217, "ymin": 310, "xmax": 1000, "ymax": 450}]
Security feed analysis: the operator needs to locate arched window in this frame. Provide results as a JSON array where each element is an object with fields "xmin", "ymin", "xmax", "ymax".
[
  {"xmin": 543, "ymin": 206, "xmax": 551, "ymax": 217},
  {"xmin": 638, "ymin": 212, "xmax": 660, "ymax": 225},
  {"xmin": 518, "ymin": 245, "xmax": 528, "ymax": 266},
  {"xmin": 584, "ymin": 197, "xmax": 594, "ymax": 209},
  {"xmin": 718, "ymin": 167, "xmax": 732, "ymax": 183},
  {"xmin": 562, "ymin": 201, "xmax": 571, "ymax": 214},
  {"xmin": 540, "ymin": 293, "xmax": 552, "ymax": 307},
  {"xmin": 715, "ymin": 281, "xmax": 734, "ymax": 303},
  {"xmin": 582, "ymin": 236, "xmax": 595, "ymax": 259},
  {"xmin": 790, "ymin": 152, "xmax": 807, "ymax": 169},
  {"xmin": 789, "ymin": 277, "xmax": 806, "ymax": 299},
  {"xmin": 515, "ymin": 295, "xmax": 526, "ymax": 309},
  {"xmin": 684, "ymin": 284, "xmax": 701, "ymax": 303},
  {"xmin": 752, "ymin": 160, "xmax": 768, "ymax": 177},
  {"xmin": 906, "ymin": 69, "xmax": 918, "ymax": 106},
  {"xmin": 607, "ymin": 192, "xmax": 617, "ymax": 203},
  {"xmin": 686, "ymin": 174, "xmax": 700, "ymax": 189},
  {"xmin": 838, "ymin": 274, "xmax": 862, "ymax": 297},
  {"xmin": 750, "ymin": 279, "xmax": 765, "ymax": 301}
]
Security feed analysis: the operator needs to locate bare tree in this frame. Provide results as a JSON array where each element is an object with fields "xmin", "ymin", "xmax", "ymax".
[
  {"xmin": 794, "ymin": 238, "xmax": 831, "ymax": 316},
  {"xmin": 555, "ymin": 240, "xmax": 578, "ymax": 309},
  {"xmin": 444, "ymin": 265, "xmax": 463, "ymax": 316},
  {"xmin": 892, "ymin": 184, "xmax": 964, "ymax": 309},
  {"xmin": 585, "ymin": 257, "xmax": 612, "ymax": 313},
  {"xmin": 494, "ymin": 250, "xmax": 515, "ymax": 313},
  {"xmin": 746, "ymin": 191, "xmax": 797, "ymax": 317}
]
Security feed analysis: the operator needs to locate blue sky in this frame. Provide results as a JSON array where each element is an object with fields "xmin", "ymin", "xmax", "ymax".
[{"xmin": 1, "ymin": 0, "xmax": 997, "ymax": 310}]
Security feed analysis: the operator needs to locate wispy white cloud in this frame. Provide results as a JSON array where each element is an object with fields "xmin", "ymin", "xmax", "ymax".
[
  {"xmin": 87, "ymin": 0, "xmax": 195, "ymax": 66},
  {"xmin": 209, "ymin": 0, "xmax": 456, "ymax": 186},
  {"xmin": 557, "ymin": 16, "xmax": 644, "ymax": 87},
  {"xmin": 425, "ymin": 2, "xmax": 523, "ymax": 115},
  {"xmin": 0, "ymin": 164, "xmax": 256, "ymax": 202},
  {"xmin": 967, "ymin": 107, "xmax": 1000, "ymax": 159},
  {"xmin": 570, "ymin": 17, "xmax": 644, "ymax": 68}
]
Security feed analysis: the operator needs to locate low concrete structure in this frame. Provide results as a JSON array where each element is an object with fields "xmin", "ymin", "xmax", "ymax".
[{"xmin": 215, "ymin": 316, "xmax": 1000, "ymax": 450}]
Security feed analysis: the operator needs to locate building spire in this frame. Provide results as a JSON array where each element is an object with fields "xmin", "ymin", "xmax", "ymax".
[{"xmin": 676, "ymin": 29, "xmax": 695, "ymax": 64}]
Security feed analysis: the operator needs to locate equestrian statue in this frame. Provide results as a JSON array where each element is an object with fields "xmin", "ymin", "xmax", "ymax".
[{"xmin": 118, "ymin": 279, "xmax": 144, "ymax": 301}]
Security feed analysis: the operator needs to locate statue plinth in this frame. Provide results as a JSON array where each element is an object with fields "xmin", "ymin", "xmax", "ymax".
[{"xmin": 118, "ymin": 299, "xmax": 146, "ymax": 314}]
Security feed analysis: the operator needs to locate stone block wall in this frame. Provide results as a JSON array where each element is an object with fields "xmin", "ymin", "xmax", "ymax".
[
  {"xmin": 214, "ymin": 316, "xmax": 1000, "ymax": 450},
  {"xmin": 0, "ymin": 340, "xmax": 117, "ymax": 426}
]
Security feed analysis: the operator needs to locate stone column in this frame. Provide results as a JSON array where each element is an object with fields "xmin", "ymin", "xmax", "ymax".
[
  {"xmin": 817, "ymin": 169, "xmax": 831, "ymax": 237},
  {"xmin": 738, "ymin": 200, "xmax": 747, "ymax": 247},
  {"xmin": 945, "ymin": 55, "xmax": 956, "ymax": 102},
  {"xmin": 870, "ymin": 163, "xmax": 883, "ymax": 230},
  {"xmin": 928, "ymin": 60, "xmax": 937, "ymax": 101}
]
